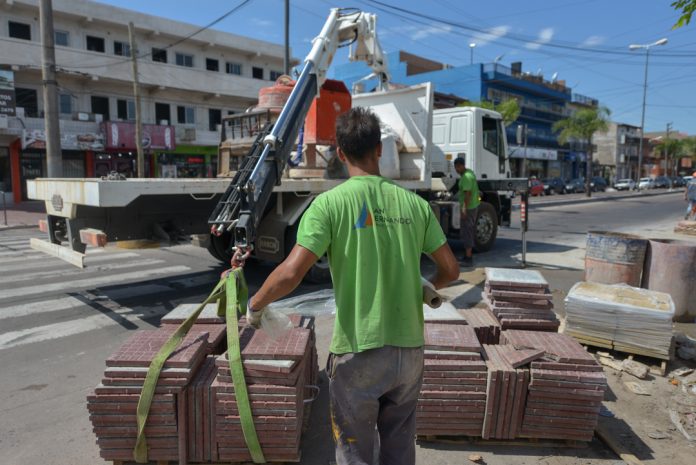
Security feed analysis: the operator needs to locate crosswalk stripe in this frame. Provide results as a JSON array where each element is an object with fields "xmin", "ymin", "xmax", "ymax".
[
  {"xmin": 0, "ymin": 259, "xmax": 167, "ymax": 285},
  {"xmin": 0, "ymin": 311, "xmax": 135, "ymax": 351},
  {"xmin": 0, "ymin": 296, "xmax": 86, "ymax": 320},
  {"xmin": 0, "ymin": 250, "xmax": 43, "ymax": 257},
  {"xmin": 0, "ymin": 265, "xmax": 191, "ymax": 301},
  {"xmin": 1, "ymin": 247, "xmax": 108, "ymax": 264},
  {"xmin": 0, "ymin": 252, "xmax": 141, "ymax": 273}
]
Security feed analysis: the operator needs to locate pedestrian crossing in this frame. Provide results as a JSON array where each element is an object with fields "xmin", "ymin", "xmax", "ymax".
[{"xmin": 0, "ymin": 229, "xmax": 224, "ymax": 352}]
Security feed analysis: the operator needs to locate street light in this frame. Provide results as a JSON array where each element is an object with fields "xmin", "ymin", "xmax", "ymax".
[
  {"xmin": 629, "ymin": 37, "xmax": 668, "ymax": 182},
  {"xmin": 469, "ymin": 42, "xmax": 476, "ymax": 65}
]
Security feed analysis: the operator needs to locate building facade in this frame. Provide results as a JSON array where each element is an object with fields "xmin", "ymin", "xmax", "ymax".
[
  {"xmin": 0, "ymin": 0, "xmax": 288, "ymax": 203},
  {"xmin": 594, "ymin": 122, "xmax": 641, "ymax": 181},
  {"xmin": 334, "ymin": 50, "xmax": 599, "ymax": 179}
]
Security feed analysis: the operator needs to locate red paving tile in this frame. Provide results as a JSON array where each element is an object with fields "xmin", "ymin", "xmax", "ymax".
[
  {"xmin": 105, "ymin": 330, "xmax": 208, "ymax": 369},
  {"xmin": 424, "ymin": 324, "xmax": 482, "ymax": 352},
  {"xmin": 502, "ymin": 330, "xmax": 598, "ymax": 365}
]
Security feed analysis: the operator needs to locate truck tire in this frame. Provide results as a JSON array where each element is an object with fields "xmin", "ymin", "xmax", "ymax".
[
  {"xmin": 474, "ymin": 202, "xmax": 498, "ymax": 252},
  {"xmin": 207, "ymin": 232, "xmax": 233, "ymax": 265},
  {"xmin": 286, "ymin": 223, "xmax": 332, "ymax": 284}
]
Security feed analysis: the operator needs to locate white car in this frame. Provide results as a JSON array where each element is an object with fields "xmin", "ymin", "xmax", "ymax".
[
  {"xmin": 638, "ymin": 177, "xmax": 655, "ymax": 190},
  {"xmin": 684, "ymin": 176, "xmax": 693, "ymax": 185},
  {"xmin": 614, "ymin": 179, "xmax": 635, "ymax": 191}
]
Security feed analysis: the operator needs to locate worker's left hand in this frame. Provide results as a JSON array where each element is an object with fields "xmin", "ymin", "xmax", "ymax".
[{"xmin": 231, "ymin": 246, "xmax": 252, "ymax": 269}]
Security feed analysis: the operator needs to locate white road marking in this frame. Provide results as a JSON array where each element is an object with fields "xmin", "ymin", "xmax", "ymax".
[
  {"xmin": 0, "ymin": 259, "xmax": 166, "ymax": 285},
  {"xmin": 0, "ymin": 311, "xmax": 136, "ymax": 350},
  {"xmin": 0, "ymin": 265, "xmax": 191, "ymax": 301},
  {"xmin": 0, "ymin": 296, "xmax": 86, "ymax": 320},
  {"xmin": 0, "ymin": 250, "xmax": 42, "ymax": 257},
  {"xmin": 0, "ymin": 250, "xmax": 137, "ymax": 267}
]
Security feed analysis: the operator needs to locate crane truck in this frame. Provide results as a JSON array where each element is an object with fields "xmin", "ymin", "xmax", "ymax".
[{"xmin": 27, "ymin": 8, "xmax": 527, "ymax": 280}]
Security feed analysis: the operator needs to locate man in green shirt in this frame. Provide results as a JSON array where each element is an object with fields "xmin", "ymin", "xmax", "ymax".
[
  {"xmin": 454, "ymin": 157, "xmax": 480, "ymax": 267},
  {"xmin": 246, "ymin": 107, "xmax": 459, "ymax": 465}
]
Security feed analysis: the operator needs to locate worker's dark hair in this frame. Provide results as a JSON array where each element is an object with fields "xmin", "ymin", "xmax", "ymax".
[
  {"xmin": 454, "ymin": 157, "xmax": 466, "ymax": 166},
  {"xmin": 335, "ymin": 107, "xmax": 381, "ymax": 162}
]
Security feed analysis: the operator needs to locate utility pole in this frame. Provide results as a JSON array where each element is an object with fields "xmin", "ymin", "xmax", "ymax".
[
  {"xmin": 665, "ymin": 122, "xmax": 672, "ymax": 177},
  {"xmin": 128, "ymin": 22, "xmax": 145, "ymax": 178},
  {"xmin": 39, "ymin": 0, "xmax": 62, "ymax": 177},
  {"xmin": 283, "ymin": 0, "xmax": 290, "ymax": 75}
]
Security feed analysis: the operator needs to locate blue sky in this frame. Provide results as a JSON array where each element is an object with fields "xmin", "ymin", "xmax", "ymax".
[{"xmin": 97, "ymin": 0, "xmax": 696, "ymax": 134}]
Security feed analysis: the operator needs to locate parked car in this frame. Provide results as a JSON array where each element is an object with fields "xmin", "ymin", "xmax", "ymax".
[
  {"xmin": 565, "ymin": 178, "xmax": 585, "ymax": 194},
  {"xmin": 590, "ymin": 177, "xmax": 608, "ymax": 192},
  {"xmin": 654, "ymin": 176, "xmax": 671, "ymax": 188},
  {"xmin": 671, "ymin": 176, "xmax": 685, "ymax": 188},
  {"xmin": 638, "ymin": 177, "xmax": 655, "ymax": 189},
  {"xmin": 614, "ymin": 178, "xmax": 636, "ymax": 191},
  {"xmin": 529, "ymin": 179, "xmax": 545, "ymax": 196},
  {"xmin": 684, "ymin": 176, "xmax": 694, "ymax": 186},
  {"xmin": 543, "ymin": 177, "xmax": 567, "ymax": 195}
]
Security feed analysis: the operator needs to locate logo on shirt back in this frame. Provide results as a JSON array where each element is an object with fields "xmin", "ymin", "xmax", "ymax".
[{"xmin": 353, "ymin": 201, "xmax": 374, "ymax": 229}]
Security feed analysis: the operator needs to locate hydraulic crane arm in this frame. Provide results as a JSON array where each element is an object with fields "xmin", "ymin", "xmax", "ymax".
[{"xmin": 208, "ymin": 8, "xmax": 389, "ymax": 249}]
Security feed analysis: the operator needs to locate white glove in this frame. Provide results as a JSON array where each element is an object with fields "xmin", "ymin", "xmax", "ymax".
[{"xmin": 246, "ymin": 300, "xmax": 265, "ymax": 329}]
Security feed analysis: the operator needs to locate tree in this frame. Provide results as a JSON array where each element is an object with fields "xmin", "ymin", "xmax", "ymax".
[
  {"xmin": 653, "ymin": 137, "xmax": 682, "ymax": 176},
  {"xmin": 552, "ymin": 106, "xmax": 610, "ymax": 198},
  {"xmin": 464, "ymin": 99, "xmax": 520, "ymax": 126},
  {"xmin": 672, "ymin": 0, "xmax": 696, "ymax": 28}
]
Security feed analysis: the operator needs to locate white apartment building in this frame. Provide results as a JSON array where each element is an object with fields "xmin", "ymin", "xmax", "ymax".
[
  {"xmin": 0, "ymin": 0, "xmax": 290, "ymax": 202},
  {"xmin": 594, "ymin": 122, "xmax": 642, "ymax": 181}
]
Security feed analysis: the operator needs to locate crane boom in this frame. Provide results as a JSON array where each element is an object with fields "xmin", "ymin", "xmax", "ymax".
[{"xmin": 208, "ymin": 8, "xmax": 389, "ymax": 250}]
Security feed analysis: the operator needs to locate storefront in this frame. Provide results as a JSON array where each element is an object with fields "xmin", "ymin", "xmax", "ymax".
[
  {"xmin": 102, "ymin": 121, "xmax": 174, "ymax": 178},
  {"xmin": 508, "ymin": 145, "xmax": 558, "ymax": 178},
  {"xmin": 155, "ymin": 144, "xmax": 218, "ymax": 178}
]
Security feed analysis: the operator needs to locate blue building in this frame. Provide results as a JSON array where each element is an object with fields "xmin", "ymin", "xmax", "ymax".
[{"xmin": 333, "ymin": 51, "xmax": 598, "ymax": 179}]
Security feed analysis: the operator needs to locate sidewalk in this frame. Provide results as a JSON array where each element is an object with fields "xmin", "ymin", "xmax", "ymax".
[
  {"xmin": 0, "ymin": 200, "xmax": 45, "ymax": 230},
  {"xmin": 513, "ymin": 187, "xmax": 681, "ymax": 210}
]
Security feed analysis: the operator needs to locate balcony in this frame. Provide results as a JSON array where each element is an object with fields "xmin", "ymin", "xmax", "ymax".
[
  {"xmin": 482, "ymin": 63, "xmax": 572, "ymax": 98},
  {"xmin": 572, "ymin": 93, "xmax": 599, "ymax": 107}
]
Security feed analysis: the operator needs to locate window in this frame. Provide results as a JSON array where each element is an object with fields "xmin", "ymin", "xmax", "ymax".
[
  {"xmin": 152, "ymin": 48, "xmax": 167, "ymax": 63},
  {"xmin": 117, "ymin": 99, "xmax": 135, "ymax": 121},
  {"xmin": 177, "ymin": 106, "xmax": 195, "ymax": 124},
  {"xmin": 86, "ymin": 35, "xmax": 105, "ymax": 53},
  {"xmin": 91, "ymin": 96, "xmax": 110, "ymax": 121},
  {"xmin": 481, "ymin": 115, "xmax": 506, "ymax": 173},
  {"xmin": 155, "ymin": 103, "xmax": 171, "ymax": 124},
  {"xmin": 8, "ymin": 21, "xmax": 31, "ymax": 40},
  {"xmin": 59, "ymin": 94, "xmax": 72, "ymax": 114},
  {"xmin": 175, "ymin": 53, "xmax": 194, "ymax": 67},
  {"xmin": 113, "ymin": 41, "xmax": 131, "ymax": 57},
  {"xmin": 252, "ymin": 67, "xmax": 264, "ymax": 80},
  {"xmin": 206, "ymin": 58, "xmax": 219, "ymax": 72},
  {"xmin": 225, "ymin": 62, "xmax": 242, "ymax": 75},
  {"xmin": 55, "ymin": 30, "xmax": 69, "ymax": 46},
  {"xmin": 208, "ymin": 109, "xmax": 221, "ymax": 131},
  {"xmin": 15, "ymin": 88, "xmax": 38, "ymax": 117},
  {"xmin": 269, "ymin": 70, "xmax": 283, "ymax": 81}
]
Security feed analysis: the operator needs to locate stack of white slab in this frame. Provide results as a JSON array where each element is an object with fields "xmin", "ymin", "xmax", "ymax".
[{"xmin": 564, "ymin": 282, "xmax": 675, "ymax": 359}]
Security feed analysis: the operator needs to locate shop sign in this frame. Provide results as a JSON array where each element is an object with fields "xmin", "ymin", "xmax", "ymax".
[
  {"xmin": 0, "ymin": 69, "xmax": 16, "ymax": 116},
  {"xmin": 508, "ymin": 145, "xmax": 558, "ymax": 161},
  {"xmin": 104, "ymin": 121, "xmax": 175, "ymax": 150},
  {"xmin": 22, "ymin": 129, "xmax": 105, "ymax": 151}
]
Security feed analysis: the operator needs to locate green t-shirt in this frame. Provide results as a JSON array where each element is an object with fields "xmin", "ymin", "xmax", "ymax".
[
  {"xmin": 458, "ymin": 169, "xmax": 481, "ymax": 209},
  {"xmin": 296, "ymin": 175, "xmax": 447, "ymax": 354}
]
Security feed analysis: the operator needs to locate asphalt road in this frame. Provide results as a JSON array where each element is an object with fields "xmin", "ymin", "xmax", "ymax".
[{"xmin": 0, "ymin": 191, "xmax": 686, "ymax": 465}]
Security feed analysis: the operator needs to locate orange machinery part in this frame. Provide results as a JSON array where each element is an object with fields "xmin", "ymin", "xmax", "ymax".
[{"xmin": 304, "ymin": 79, "xmax": 351, "ymax": 146}]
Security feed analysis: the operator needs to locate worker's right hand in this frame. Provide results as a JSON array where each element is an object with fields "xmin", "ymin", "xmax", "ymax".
[{"xmin": 246, "ymin": 303, "xmax": 265, "ymax": 329}]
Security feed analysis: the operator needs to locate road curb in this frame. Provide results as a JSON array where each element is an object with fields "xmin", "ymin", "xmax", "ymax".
[{"xmin": 513, "ymin": 189, "xmax": 681, "ymax": 210}]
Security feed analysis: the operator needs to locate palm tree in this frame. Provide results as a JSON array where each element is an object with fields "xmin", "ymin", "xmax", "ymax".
[
  {"xmin": 553, "ymin": 106, "xmax": 610, "ymax": 197},
  {"xmin": 653, "ymin": 137, "xmax": 682, "ymax": 177},
  {"xmin": 465, "ymin": 99, "xmax": 521, "ymax": 126}
]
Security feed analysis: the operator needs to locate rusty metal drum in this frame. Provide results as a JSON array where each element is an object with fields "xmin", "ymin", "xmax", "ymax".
[
  {"xmin": 584, "ymin": 231, "xmax": 647, "ymax": 287},
  {"xmin": 642, "ymin": 239, "xmax": 696, "ymax": 322}
]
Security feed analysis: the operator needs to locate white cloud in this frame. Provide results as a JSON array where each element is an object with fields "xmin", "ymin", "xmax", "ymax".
[
  {"xmin": 411, "ymin": 24, "xmax": 453, "ymax": 41},
  {"xmin": 471, "ymin": 25, "xmax": 510, "ymax": 47},
  {"xmin": 251, "ymin": 18, "xmax": 273, "ymax": 27},
  {"xmin": 581, "ymin": 35, "xmax": 605, "ymax": 47},
  {"xmin": 526, "ymin": 27, "xmax": 554, "ymax": 50}
]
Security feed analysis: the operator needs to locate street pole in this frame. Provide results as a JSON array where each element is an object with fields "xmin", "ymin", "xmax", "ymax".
[
  {"xmin": 665, "ymin": 122, "xmax": 672, "ymax": 178},
  {"xmin": 128, "ymin": 22, "xmax": 145, "ymax": 178},
  {"xmin": 283, "ymin": 0, "xmax": 290, "ymax": 75},
  {"xmin": 39, "ymin": 0, "xmax": 62, "ymax": 177},
  {"xmin": 585, "ymin": 137, "xmax": 592, "ymax": 198},
  {"xmin": 636, "ymin": 48, "xmax": 649, "ymax": 183},
  {"xmin": 523, "ymin": 124, "xmax": 528, "ymax": 178},
  {"xmin": 469, "ymin": 43, "xmax": 476, "ymax": 65}
]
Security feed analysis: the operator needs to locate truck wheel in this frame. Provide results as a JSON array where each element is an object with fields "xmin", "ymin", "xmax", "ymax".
[
  {"xmin": 474, "ymin": 202, "xmax": 498, "ymax": 252},
  {"xmin": 286, "ymin": 223, "xmax": 332, "ymax": 284},
  {"xmin": 207, "ymin": 232, "xmax": 233, "ymax": 264}
]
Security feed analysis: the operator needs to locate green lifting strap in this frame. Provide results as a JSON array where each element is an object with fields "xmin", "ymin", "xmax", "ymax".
[
  {"xmin": 132, "ymin": 270, "xmax": 265, "ymax": 463},
  {"xmin": 225, "ymin": 269, "xmax": 265, "ymax": 463}
]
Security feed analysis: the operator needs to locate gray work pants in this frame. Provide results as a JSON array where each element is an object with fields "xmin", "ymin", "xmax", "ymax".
[
  {"xmin": 327, "ymin": 345, "xmax": 424, "ymax": 465},
  {"xmin": 460, "ymin": 206, "xmax": 479, "ymax": 249}
]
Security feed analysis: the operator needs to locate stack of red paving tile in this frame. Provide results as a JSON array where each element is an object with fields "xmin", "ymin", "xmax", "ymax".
[
  {"xmin": 88, "ymin": 328, "xmax": 212, "ymax": 462},
  {"xmin": 416, "ymin": 324, "xmax": 487, "ymax": 437},
  {"xmin": 213, "ymin": 324, "xmax": 315, "ymax": 462},
  {"xmin": 483, "ymin": 267, "xmax": 560, "ymax": 332},
  {"xmin": 461, "ymin": 307, "xmax": 501, "ymax": 344},
  {"xmin": 501, "ymin": 330, "xmax": 607, "ymax": 442}
]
